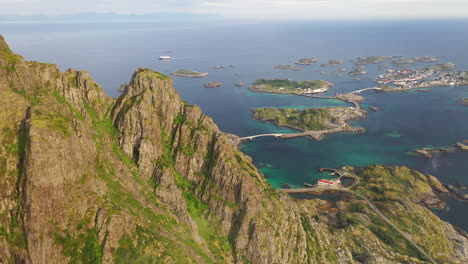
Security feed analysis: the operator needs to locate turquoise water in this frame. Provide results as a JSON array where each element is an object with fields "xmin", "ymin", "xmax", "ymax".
[
  {"xmin": 2, "ymin": 19, "xmax": 467, "ymax": 230},
  {"xmin": 240, "ymin": 87, "xmax": 468, "ymax": 189}
]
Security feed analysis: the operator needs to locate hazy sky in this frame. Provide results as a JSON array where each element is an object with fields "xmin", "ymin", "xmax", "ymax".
[{"xmin": 1, "ymin": 0, "xmax": 467, "ymax": 20}]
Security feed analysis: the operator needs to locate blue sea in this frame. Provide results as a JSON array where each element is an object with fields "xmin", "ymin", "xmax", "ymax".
[{"xmin": 2, "ymin": 19, "xmax": 467, "ymax": 230}]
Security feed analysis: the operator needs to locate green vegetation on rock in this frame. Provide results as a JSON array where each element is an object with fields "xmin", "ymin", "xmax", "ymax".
[
  {"xmin": 204, "ymin": 81, "xmax": 222, "ymax": 88},
  {"xmin": 347, "ymin": 69, "xmax": 366, "ymax": 76},
  {"xmin": 392, "ymin": 59, "xmax": 415, "ymax": 65},
  {"xmin": 355, "ymin": 56, "xmax": 393, "ymax": 65},
  {"xmin": 296, "ymin": 58, "xmax": 317, "ymax": 65},
  {"xmin": 320, "ymin": 60, "xmax": 344, "ymax": 67},
  {"xmin": 138, "ymin": 69, "xmax": 170, "ymax": 80},
  {"xmin": 252, "ymin": 107, "xmax": 334, "ymax": 131},
  {"xmin": 171, "ymin": 69, "xmax": 208, "ymax": 78},
  {"xmin": 426, "ymin": 62, "xmax": 455, "ymax": 70}
]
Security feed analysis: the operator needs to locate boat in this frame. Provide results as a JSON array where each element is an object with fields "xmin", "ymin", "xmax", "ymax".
[{"xmin": 158, "ymin": 56, "xmax": 172, "ymax": 60}]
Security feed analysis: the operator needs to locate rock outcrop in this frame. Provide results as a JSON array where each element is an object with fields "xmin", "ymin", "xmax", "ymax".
[{"xmin": 1, "ymin": 35, "xmax": 467, "ymax": 263}]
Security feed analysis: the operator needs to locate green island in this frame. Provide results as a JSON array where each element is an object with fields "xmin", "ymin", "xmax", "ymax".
[
  {"xmin": 348, "ymin": 68, "xmax": 367, "ymax": 76},
  {"xmin": 204, "ymin": 81, "xmax": 222, "ymax": 88},
  {"xmin": 426, "ymin": 62, "xmax": 456, "ymax": 71},
  {"xmin": 251, "ymin": 106, "xmax": 366, "ymax": 139},
  {"xmin": 170, "ymin": 69, "xmax": 209, "ymax": 78},
  {"xmin": 459, "ymin": 98, "xmax": 468, "ymax": 105},
  {"xmin": 320, "ymin": 59, "xmax": 344, "ymax": 67},
  {"xmin": 296, "ymin": 58, "xmax": 318, "ymax": 65},
  {"xmin": 252, "ymin": 108, "xmax": 334, "ymax": 131},
  {"xmin": 249, "ymin": 78, "xmax": 332, "ymax": 95},
  {"xmin": 355, "ymin": 56, "xmax": 394, "ymax": 65},
  {"xmin": 378, "ymin": 65, "xmax": 388, "ymax": 69}
]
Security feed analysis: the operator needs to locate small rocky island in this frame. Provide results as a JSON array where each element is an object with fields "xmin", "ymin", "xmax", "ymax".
[
  {"xmin": 204, "ymin": 81, "xmax": 222, "ymax": 88},
  {"xmin": 320, "ymin": 60, "xmax": 344, "ymax": 67},
  {"xmin": 459, "ymin": 98, "xmax": 468, "ymax": 105},
  {"xmin": 392, "ymin": 57, "xmax": 439, "ymax": 66},
  {"xmin": 249, "ymin": 78, "xmax": 332, "ymax": 95},
  {"xmin": 348, "ymin": 67, "xmax": 367, "ymax": 76},
  {"xmin": 274, "ymin": 64, "xmax": 301, "ymax": 70},
  {"xmin": 251, "ymin": 106, "xmax": 366, "ymax": 139},
  {"xmin": 412, "ymin": 141, "xmax": 468, "ymax": 158},
  {"xmin": 355, "ymin": 56, "xmax": 396, "ymax": 65},
  {"xmin": 171, "ymin": 69, "xmax": 209, "ymax": 78},
  {"xmin": 414, "ymin": 56, "xmax": 439, "ymax": 62},
  {"xmin": 426, "ymin": 62, "xmax": 456, "ymax": 71},
  {"xmin": 296, "ymin": 58, "xmax": 318, "ymax": 65},
  {"xmin": 392, "ymin": 59, "xmax": 416, "ymax": 66}
]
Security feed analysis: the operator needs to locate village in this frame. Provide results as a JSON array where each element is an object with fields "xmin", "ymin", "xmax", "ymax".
[
  {"xmin": 376, "ymin": 68, "xmax": 468, "ymax": 89},
  {"xmin": 296, "ymin": 87, "xmax": 329, "ymax": 94}
]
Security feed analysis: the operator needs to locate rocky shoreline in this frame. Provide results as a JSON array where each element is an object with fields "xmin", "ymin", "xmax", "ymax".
[
  {"xmin": 444, "ymin": 184, "xmax": 468, "ymax": 201},
  {"xmin": 412, "ymin": 141, "xmax": 468, "ymax": 158}
]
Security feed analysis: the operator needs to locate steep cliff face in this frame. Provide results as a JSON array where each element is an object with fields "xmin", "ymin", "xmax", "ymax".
[{"xmin": 1, "ymin": 35, "xmax": 467, "ymax": 264}]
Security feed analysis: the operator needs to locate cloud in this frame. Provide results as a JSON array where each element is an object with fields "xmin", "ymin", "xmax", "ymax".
[{"xmin": 0, "ymin": 0, "xmax": 467, "ymax": 20}]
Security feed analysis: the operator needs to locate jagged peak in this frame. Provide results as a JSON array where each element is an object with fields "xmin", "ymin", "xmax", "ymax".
[
  {"xmin": 133, "ymin": 67, "xmax": 170, "ymax": 80},
  {"xmin": 0, "ymin": 34, "xmax": 7, "ymax": 48},
  {"xmin": 122, "ymin": 68, "xmax": 172, "ymax": 96},
  {"xmin": 0, "ymin": 34, "xmax": 23, "ymax": 65}
]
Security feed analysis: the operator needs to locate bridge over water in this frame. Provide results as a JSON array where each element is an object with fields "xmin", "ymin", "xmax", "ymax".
[
  {"xmin": 233, "ymin": 87, "xmax": 379, "ymax": 143},
  {"xmin": 348, "ymin": 87, "xmax": 382, "ymax": 94},
  {"xmin": 235, "ymin": 133, "xmax": 284, "ymax": 142}
]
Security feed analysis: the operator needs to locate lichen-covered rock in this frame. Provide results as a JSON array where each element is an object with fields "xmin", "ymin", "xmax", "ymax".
[{"xmin": 1, "ymin": 35, "xmax": 467, "ymax": 264}]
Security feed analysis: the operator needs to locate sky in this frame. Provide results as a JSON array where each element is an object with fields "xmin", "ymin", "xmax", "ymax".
[{"xmin": 0, "ymin": 0, "xmax": 467, "ymax": 20}]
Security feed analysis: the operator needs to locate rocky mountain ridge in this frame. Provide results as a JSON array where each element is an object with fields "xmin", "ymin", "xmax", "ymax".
[{"xmin": 0, "ymin": 35, "xmax": 467, "ymax": 263}]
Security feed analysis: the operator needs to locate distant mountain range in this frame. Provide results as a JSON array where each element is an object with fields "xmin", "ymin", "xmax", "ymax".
[{"xmin": 0, "ymin": 12, "xmax": 220, "ymax": 23}]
